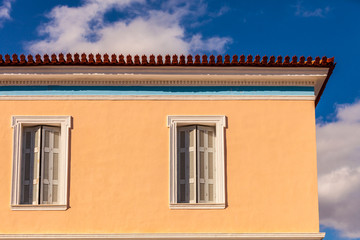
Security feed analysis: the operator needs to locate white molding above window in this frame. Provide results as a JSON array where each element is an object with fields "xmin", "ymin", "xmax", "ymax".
[
  {"xmin": 167, "ymin": 115, "xmax": 226, "ymax": 209},
  {"xmin": 11, "ymin": 116, "xmax": 71, "ymax": 210}
]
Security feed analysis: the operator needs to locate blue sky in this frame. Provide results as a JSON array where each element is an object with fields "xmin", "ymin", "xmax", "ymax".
[{"xmin": 1, "ymin": 1, "xmax": 360, "ymax": 239}]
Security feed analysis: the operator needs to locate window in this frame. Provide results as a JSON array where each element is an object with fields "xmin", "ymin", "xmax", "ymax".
[
  {"xmin": 167, "ymin": 116, "xmax": 226, "ymax": 209},
  {"xmin": 11, "ymin": 116, "xmax": 71, "ymax": 210}
]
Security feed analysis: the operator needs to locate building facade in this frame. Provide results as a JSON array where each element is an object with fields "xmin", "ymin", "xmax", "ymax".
[{"xmin": 0, "ymin": 53, "xmax": 335, "ymax": 240}]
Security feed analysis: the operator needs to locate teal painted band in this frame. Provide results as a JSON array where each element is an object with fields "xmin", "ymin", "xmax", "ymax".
[{"xmin": 0, "ymin": 86, "xmax": 314, "ymax": 96}]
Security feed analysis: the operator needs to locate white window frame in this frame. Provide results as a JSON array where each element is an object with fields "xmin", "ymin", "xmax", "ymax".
[
  {"xmin": 167, "ymin": 115, "xmax": 226, "ymax": 209},
  {"xmin": 11, "ymin": 116, "xmax": 71, "ymax": 210}
]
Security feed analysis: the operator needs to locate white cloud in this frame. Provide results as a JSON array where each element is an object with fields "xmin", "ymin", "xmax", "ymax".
[
  {"xmin": 295, "ymin": 2, "xmax": 330, "ymax": 18},
  {"xmin": 190, "ymin": 34, "xmax": 232, "ymax": 54},
  {"xmin": 317, "ymin": 101, "xmax": 360, "ymax": 238},
  {"xmin": 0, "ymin": 0, "xmax": 14, "ymax": 26},
  {"xmin": 27, "ymin": 0, "xmax": 231, "ymax": 55}
]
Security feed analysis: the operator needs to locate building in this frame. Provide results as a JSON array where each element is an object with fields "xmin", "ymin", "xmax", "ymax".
[{"xmin": 0, "ymin": 53, "xmax": 335, "ymax": 240}]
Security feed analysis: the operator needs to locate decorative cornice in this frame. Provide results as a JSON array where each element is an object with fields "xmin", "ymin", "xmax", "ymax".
[
  {"xmin": 0, "ymin": 67, "xmax": 326, "ymax": 89},
  {"xmin": 0, "ymin": 233, "xmax": 326, "ymax": 240},
  {"xmin": 0, "ymin": 78, "xmax": 317, "ymax": 87},
  {"xmin": 0, "ymin": 65, "xmax": 334, "ymax": 105}
]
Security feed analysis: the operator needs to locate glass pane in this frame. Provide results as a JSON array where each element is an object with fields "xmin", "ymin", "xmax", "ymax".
[
  {"xmin": 199, "ymin": 130, "xmax": 204, "ymax": 147},
  {"xmin": 32, "ymin": 183, "xmax": 37, "ymax": 203},
  {"xmin": 190, "ymin": 183, "xmax": 194, "ymax": 201},
  {"xmin": 208, "ymin": 152, "xmax": 213, "ymax": 179},
  {"xmin": 53, "ymin": 153, "xmax": 58, "ymax": 180},
  {"xmin": 33, "ymin": 152, "xmax": 38, "ymax": 177},
  {"xmin": 189, "ymin": 129, "xmax": 194, "ymax": 147},
  {"xmin": 23, "ymin": 185, "xmax": 30, "ymax": 204},
  {"xmin": 35, "ymin": 130, "xmax": 39, "ymax": 148},
  {"xmin": 25, "ymin": 153, "xmax": 30, "ymax": 180},
  {"xmin": 180, "ymin": 131, "xmax": 185, "ymax": 148},
  {"xmin": 52, "ymin": 185, "xmax": 58, "ymax": 203},
  {"xmin": 43, "ymin": 184, "xmax": 48, "ymax": 202},
  {"xmin": 208, "ymin": 131, "xmax": 213, "ymax": 148},
  {"xmin": 44, "ymin": 152, "xmax": 49, "ymax": 179},
  {"xmin": 54, "ymin": 132, "xmax": 60, "ymax": 148},
  {"xmin": 200, "ymin": 183, "xmax": 205, "ymax": 201},
  {"xmin": 180, "ymin": 152, "xmax": 185, "ymax": 180},
  {"xmin": 44, "ymin": 130, "xmax": 50, "ymax": 148},
  {"xmin": 25, "ymin": 132, "xmax": 31, "ymax": 148},
  {"xmin": 189, "ymin": 152, "xmax": 194, "ymax": 178},
  {"xmin": 180, "ymin": 184, "xmax": 185, "ymax": 202},
  {"xmin": 200, "ymin": 152, "xmax": 204, "ymax": 178},
  {"xmin": 209, "ymin": 184, "xmax": 214, "ymax": 202}
]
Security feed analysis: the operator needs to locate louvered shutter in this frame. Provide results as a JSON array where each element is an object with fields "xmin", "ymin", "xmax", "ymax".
[
  {"xmin": 177, "ymin": 126, "xmax": 197, "ymax": 203},
  {"xmin": 21, "ymin": 127, "xmax": 41, "ymax": 204},
  {"xmin": 40, "ymin": 126, "xmax": 60, "ymax": 204},
  {"xmin": 197, "ymin": 126, "xmax": 216, "ymax": 203}
]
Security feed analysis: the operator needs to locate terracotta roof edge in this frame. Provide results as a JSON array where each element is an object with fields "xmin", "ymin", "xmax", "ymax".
[{"xmin": 0, "ymin": 54, "xmax": 335, "ymax": 67}]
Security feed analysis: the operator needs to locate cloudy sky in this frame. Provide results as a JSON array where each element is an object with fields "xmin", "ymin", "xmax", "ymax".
[{"xmin": 1, "ymin": 1, "xmax": 360, "ymax": 240}]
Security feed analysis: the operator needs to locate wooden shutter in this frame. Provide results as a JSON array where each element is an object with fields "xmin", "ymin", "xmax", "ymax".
[
  {"xmin": 177, "ymin": 126, "xmax": 197, "ymax": 203},
  {"xmin": 197, "ymin": 126, "xmax": 216, "ymax": 203},
  {"xmin": 40, "ymin": 126, "xmax": 61, "ymax": 204},
  {"xmin": 21, "ymin": 126, "xmax": 41, "ymax": 204}
]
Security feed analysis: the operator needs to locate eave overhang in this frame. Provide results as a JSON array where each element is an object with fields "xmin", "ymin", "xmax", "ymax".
[{"xmin": 0, "ymin": 65, "xmax": 333, "ymax": 105}]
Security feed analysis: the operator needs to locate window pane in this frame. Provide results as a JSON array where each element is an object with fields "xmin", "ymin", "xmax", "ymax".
[
  {"xmin": 43, "ymin": 184, "xmax": 48, "ymax": 202},
  {"xmin": 44, "ymin": 152, "xmax": 49, "ymax": 179},
  {"xmin": 53, "ymin": 153, "xmax": 58, "ymax": 180},
  {"xmin": 44, "ymin": 130, "xmax": 50, "ymax": 148},
  {"xmin": 208, "ymin": 152, "xmax": 213, "ymax": 179},
  {"xmin": 199, "ymin": 130, "xmax": 204, "ymax": 147},
  {"xmin": 32, "ymin": 183, "xmax": 37, "ymax": 203},
  {"xmin": 33, "ymin": 152, "xmax": 38, "ymax": 177},
  {"xmin": 189, "ymin": 153, "xmax": 194, "ymax": 178},
  {"xmin": 24, "ymin": 153, "xmax": 30, "ymax": 180},
  {"xmin": 200, "ymin": 152, "xmax": 204, "ymax": 178},
  {"xmin": 189, "ymin": 129, "xmax": 194, "ymax": 147},
  {"xmin": 180, "ymin": 184, "xmax": 185, "ymax": 202},
  {"xmin": 23, "ymin": 185, "xmax": 30, "ymax": 203},
  {"xmin": 35, "ymin": 130, "xmax": 39, "ymax": 148},
  {"xmin": 180, "ymin": 131, "xmax": 185, "ymax": 148},
  {"xmin": 209, "ymin": 184, "xmax": 214, "ymax": 202},
  {"xmin": 52, "ymin": 185, "xmax": 58, "ymax": 203},
  {"xmin": 54, "ymin": 132, "xmax": 60, "ymax": 148},
  {"xmin": 25, "ymin": 132, "xmax": 31, "ymax": 148},
  {"xmin": 180, "ymin": 152, "xmax": 185, "ymax": 180},
  {"xmin": 208, "ymin": 131, "xmax": 213, "ymax": 148},
  {"xmin": 200, "ymin": 183, "xmax": 205, "ymax": 201},
  {"xmin": 190, "ymin": 183, "xmax": 194, "ymax": 201}
]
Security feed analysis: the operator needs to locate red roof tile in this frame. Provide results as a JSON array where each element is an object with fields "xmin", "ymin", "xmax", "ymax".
[{"xmin": 0, "ymin": 53, "xmax": 335, "ymax": 67}]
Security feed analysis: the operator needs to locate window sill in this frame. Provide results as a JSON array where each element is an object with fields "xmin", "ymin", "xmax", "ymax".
[
  {"xmin": 11, "ymin": 204, "xmax": 68, "ymax": 211},
  {"xmin": 170, "ymin": 203, "xmax": 225, "ymax": 209}
]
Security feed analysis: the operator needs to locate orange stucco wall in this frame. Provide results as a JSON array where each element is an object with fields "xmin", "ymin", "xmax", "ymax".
[{"xmin": 0, "ymin": 100, "xmax": 319, "ymax": 234}]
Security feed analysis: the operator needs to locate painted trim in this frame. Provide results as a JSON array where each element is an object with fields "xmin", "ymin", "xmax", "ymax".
[
  {"xmin": 0, "ymin": 86, "xmax": 314, "ymax": 96},
  {"xmin": 10, "ymin": 205, "xmax": 68, "ymax": 211},
  {"xmin": 169, "ymin": 203, "xmax": 226, "ymax": 209},
  {"xmin": 0, "ymin": 95, "xmax": 315, "ymax": 101},
  {"xmin": 0, "ymin": 233, "xmax": 326, "ymax": 240},
  {"xmin": 167, "ymin": 116, "xmax": 226, "ymax": 208},
  {"xmin": 0, "ymin": 75, "xmax": 320, "ymax": 87},
  {"xmin": 11, "ymin": 116, "xmax": 72, "ymax": 210}
]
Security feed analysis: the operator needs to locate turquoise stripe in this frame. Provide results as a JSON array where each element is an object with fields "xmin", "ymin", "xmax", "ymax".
[{"xmin": 0, "ymin": 86, "xmax": 314, "ymax": 96}]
